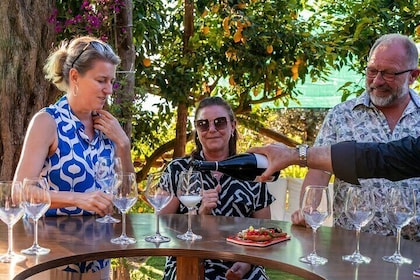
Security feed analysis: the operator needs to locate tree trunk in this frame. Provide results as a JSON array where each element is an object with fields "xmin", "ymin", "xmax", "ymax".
[
  {"xmin": 0, "ymin": 0, "xmax": 56, "ymax": 180},
  {"xmin": 115, "ymin": 0, "xmax": 135, "ymax": 138},
  {"xmin": 173, "ymin": 103, "xmax": 188, "ymax": 158},
  {"xmin": 113, "ymin": 3, "xmax": 135, "ymax": 277},
  {"xmin": 173, "ymin": 0, "xmax": 195, "ymax": 159}
]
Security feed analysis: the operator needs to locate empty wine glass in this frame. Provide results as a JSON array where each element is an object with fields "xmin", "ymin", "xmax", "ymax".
[
  {"xmin": 144, "ymin": 171, "xmax": 174, "ymax": 243},
  {"xmin": 0, "ymin": 181, "xmax": 26, "ymax": 263},
  {"xmin": 299, "ymin": 185, "xmax": 331, "ymax": 265},
  {"xmin": 342, "ymin": 186, "xmax": 375, "ymax": 263},
  {"xmin": 20, "ymin": 177, "xmax": 51, "ymax": 255},
  {"xmin": 382, "ymin": 186, "xmax": 416, "ymax": 264},
  {"xmin": 177, "ymin": 170, "xmax": 203, "ymax": 241},
  {"xmin": 95, "ymin": 156, "xmax": 122, "ymax": 223},
  {"xmin": 111, "ymin": 172, "xmax": 138, "ymax": 245}
]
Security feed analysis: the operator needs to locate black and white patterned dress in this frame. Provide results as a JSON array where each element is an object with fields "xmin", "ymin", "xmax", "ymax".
[{"xmin": 162, "ymin": 154, "xmax": 275, "ymax": 280}]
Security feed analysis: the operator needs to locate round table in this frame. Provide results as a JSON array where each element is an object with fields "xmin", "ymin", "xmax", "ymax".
[{"xmin": 0, "ymin": 213, "xmax": 419, "ymax": 279}]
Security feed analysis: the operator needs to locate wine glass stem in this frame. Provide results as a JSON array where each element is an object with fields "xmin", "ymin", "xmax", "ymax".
[
  {"xmin": 187, "ymin": 208, "xmax": 192, "ymax": 232},
  {"xmin": 7, "ymin": 225, "xmax": 14, "ymax": 255},
  {"xmin": 155, "ymin": 211, "xmax": 160, "ymax": 235},
  {"xmin": 33, "ymin": 219, "xmax": 39, "ymax": 246},
  {"xmin": 355, "ymin": 227, "xmax": 361, "ymax": 254},
  {"xmin": 395, "ymin": 227, "xmax": 402, "ymax": 255},
  {"xmin": 311, "ymin": 228, "xmax": 317, "ymax": 255},
  {"xmin": 121, "ymin": 213, "xmax": 127, "ymax": 237}
]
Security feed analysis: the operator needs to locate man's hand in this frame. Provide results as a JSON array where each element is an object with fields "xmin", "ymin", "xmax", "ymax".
[{"xmin": 248, "ymin": 143, "xmax": 297, "ymax": 182}]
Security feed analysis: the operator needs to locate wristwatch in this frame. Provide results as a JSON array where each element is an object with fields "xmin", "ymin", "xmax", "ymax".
[{"xmin": 296, "ymin": 144, "xmax": 309, "ymax": 167}]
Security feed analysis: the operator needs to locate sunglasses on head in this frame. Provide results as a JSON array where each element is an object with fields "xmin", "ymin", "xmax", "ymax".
[
  {"xmin": 195, "ymin": 117, "xmax": 228, "ymax": 132},
  {"xmin": 71, "ymin": 41, "xmax": 114, "ymax": 68}
]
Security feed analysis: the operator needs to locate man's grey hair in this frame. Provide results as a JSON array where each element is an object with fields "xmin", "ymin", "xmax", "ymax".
[{"xmin": 368, "ymin": 34, "xmax": 418, "ymax": 68}]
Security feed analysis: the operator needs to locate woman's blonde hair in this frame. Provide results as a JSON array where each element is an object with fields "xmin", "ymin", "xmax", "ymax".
[{"xmin": 43, "ymin": 36, "xmax": 120, "ymax": 92}]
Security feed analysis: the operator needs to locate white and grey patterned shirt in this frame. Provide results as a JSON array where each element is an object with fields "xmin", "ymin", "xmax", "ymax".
[{"xmin": 315, "ymin": 89, "xmax": 420, "ymax": 239}]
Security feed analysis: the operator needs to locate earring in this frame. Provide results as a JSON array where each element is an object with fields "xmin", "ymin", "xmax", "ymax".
[{"xmin": 72, "ymin": 85, "xmax": 79, "ymax": 97}]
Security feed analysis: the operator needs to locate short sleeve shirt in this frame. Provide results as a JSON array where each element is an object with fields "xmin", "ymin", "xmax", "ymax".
[{"xmin": 315, "ymin": 89, "xmax": 420, "ymax": 237}]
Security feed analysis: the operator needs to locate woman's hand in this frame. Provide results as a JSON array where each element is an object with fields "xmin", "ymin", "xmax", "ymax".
[
  {"xmin": 198, "ymin": 185, "xmax": 221, "ymax": 215},
  {"xmin": 291, "ymin": 209, "xmax": 307, "ymax": 226},
  {"xmin": 93, "ymin": 110, "xmax": 130, "ymax": 148},
  {"xmin": 74, "ymin": 191, "xmax": 114, "ymax": 216},
  {"xmin": 225, "ymin": 262, "xmax": 252, "ymax": 280},
  {"xmin": 93, "ymin": 109, "xmax": 134, "ymax": 172}
]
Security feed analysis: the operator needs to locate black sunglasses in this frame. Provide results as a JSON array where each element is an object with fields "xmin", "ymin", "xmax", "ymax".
[
  {"xmin": 71, "ymin": 41, "xmax": 113, "ymax": 68},
  {"xmin": 195, "ymin": 117, "xmax": 228, "ymax": 132}
]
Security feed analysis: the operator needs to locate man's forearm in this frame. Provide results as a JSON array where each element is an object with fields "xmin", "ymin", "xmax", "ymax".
[{"xmin": 306, "ymin": 146, "xmax": 333, "ymax": 173}]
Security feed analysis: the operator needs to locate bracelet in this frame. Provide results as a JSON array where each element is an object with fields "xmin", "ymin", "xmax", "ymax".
[{"xmin": 296, "ymin": 144, "xmax": 309, "ymax": 167}]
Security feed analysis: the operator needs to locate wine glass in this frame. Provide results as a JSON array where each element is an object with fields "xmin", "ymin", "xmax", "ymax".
[
  {"xmin": 382, "ymin": 186, "xmax": 416, "ymax": 264},
  {"xmin": 20, "ymin": 177, "xmax": 51, "ymax": 255},
  {"xmin": 299, "ymin": 185, "xmax": 331, "ymax": 265},
  {"xmin": 144, "ymin": 171, "xmax": 174, "ymax": 243},
  {"xmin": 0, "ymin": 181, "xmax": 26, "ymax": 263},
  {"xmin": 111, "ymin": 172, "xmax": 138, "ymax": 245},
  {"xmin": 342, "ymin": 186, "xmax": 375, "ymax": 263},
  {"xmin": 177, "ymin": 170, "xmax": 203, "ymax": 241},
  {"xmin": 95, "ymin": 156, "xmax": 122, "ymax": 223},
  {"xmin": 211, "ymin": 171, "xmax": 223, "ymax": 189}
]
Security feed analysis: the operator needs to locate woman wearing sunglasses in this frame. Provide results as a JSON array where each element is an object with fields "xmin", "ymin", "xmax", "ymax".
[
  {"xmin": 161, "ymin": 96, "xmax": 274, "ymax": 280},
  {"xmin": 13, "ymin": 36, "xmax": 134, "ymax": 279}
]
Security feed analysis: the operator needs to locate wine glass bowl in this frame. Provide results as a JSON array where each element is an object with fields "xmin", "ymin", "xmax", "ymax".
[
  {"xmin": 95, "ymin": 156, "xmax": 122, "ymax": 224},
  {"xmin": 299, "ymin": 185, "xmax": 331, "ymax": 265},
  {"xmin": 382, "ymin": 186, "xmax": 416, "ymax": 264},
  {"xmin": 0, "ymin": 181, "xmax": 26, "ymax": 263},
  {"xmin": 111, "ymin": 172, "xmax": 138, "ymax": 245},
  {"xmin": 144, "ymin": 171, "xmax": 174, "ymax": 243},
  {"xmin": 20, "ymin": 177, "xmax": 51, "ymax": 255},
  {"xmin": 177, "ymin": 170, "xmax": 203, "ymax": 241},
  {"xmin": 342, "ymin": 186, "xmax": 375, "ymax": 263}
]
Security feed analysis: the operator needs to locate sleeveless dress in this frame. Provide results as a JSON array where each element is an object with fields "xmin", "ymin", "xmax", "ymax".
[{"xmin": 39, "ymin": 95, "xmax": 114, "ymax": 274}]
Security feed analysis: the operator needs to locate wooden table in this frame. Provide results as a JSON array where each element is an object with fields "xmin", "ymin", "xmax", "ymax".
[{"xmin": 0, "ymin": 213, "xmax": 419, "ymax": 279}]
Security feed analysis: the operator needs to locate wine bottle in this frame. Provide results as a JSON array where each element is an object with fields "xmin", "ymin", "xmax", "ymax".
[{"xmin": 191, "ymin": 153, "xmax": 280, "ymax": 182}]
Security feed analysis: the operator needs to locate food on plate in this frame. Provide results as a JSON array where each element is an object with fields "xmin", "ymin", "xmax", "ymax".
[{"xmin": 237, "ymin": 226, "xmax": 287, "ymax": 242}]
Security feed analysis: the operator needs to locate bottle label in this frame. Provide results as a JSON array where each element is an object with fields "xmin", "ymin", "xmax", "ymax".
[{"xmin": 253, "ymin": 153, "xmax": 268, "ymax": 169}]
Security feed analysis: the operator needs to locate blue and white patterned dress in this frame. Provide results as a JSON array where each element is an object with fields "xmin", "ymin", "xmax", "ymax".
[
  {"xmin": 40, "ymin": 95, "xmax": 114, "ymax": 273},
  {"xmin": 163, "ymin": 153, "xmax": 275, "ymax": 280}
]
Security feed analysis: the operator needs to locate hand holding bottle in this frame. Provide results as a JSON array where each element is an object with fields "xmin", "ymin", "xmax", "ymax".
[
  {"xmin": 248, "ymin": 144, "xmax": 297, "ymax": 181},
  {"xmin": 191, "ymin": 153, "xmax": 280, "ymax": 182}
]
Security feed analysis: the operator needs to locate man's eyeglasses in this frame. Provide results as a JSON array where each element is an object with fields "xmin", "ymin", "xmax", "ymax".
[
  {"xmin": 71, "ymin": 41, "xmax": 113, "ymax": 68},
  {"xmin": 195, "ymin": 117, "xmax": 228, "ymax": 132},
  {"xmin": 365, "ymin": 67, "xmax": 413, "ymax": 82}
]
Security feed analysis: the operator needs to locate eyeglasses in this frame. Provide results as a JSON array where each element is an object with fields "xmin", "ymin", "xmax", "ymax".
[
  {"xmin": 195, "ymin": 117, "xmax": 228, "ymax": 132},
  {"xmin": 365, "ymin": 67, "xmax": 413, "ymax": 82},
  {"xmin": 71, "ymin": 41, "xmax": 113, "ymax": 68}
]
